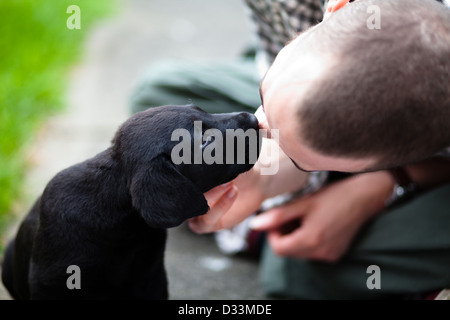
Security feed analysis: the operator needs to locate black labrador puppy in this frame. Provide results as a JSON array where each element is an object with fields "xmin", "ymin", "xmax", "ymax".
[{"xmin": 1, "ymin": 105, "xmax": 260, "ymax": 299}]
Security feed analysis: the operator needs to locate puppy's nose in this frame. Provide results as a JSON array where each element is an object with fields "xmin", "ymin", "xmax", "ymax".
[{"xmin": 235, "ymin": 112, "xmax": 259, "ymax": 130}]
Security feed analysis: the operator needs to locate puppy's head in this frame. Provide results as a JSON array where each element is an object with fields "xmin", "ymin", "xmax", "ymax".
[{"xmin": 113, "ymin": 105, "xmax": 260, "ymax": 228}]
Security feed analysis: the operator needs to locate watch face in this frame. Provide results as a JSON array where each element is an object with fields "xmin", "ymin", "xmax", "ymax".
[{"xmin": 386, "ymin": 183, "xmax": 418, "ymax": 208}]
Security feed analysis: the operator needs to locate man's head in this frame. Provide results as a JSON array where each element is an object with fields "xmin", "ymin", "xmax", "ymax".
[{"xmin": 259, "ymin": 0, "xmax": 450, "ymax": 172}]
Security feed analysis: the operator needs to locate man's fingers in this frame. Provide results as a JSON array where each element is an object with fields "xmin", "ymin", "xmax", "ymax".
[
  {"xmin": 267, "ymin": 229, "xmax": 301, "ymax": 257},
  {"xmin": 189, "ymin": 186, "xmax": 238, "ymax": 234},
  {"xmin": 204, "ymin": 182, "xmax": 233, "ymax": 207},
  {"xmin": 249, "ymin": 197, "xmax": 309, "ymax": 231},
  {"xmin": 267, "ymin": 224, "xmax": 321, "ymax": 258}
]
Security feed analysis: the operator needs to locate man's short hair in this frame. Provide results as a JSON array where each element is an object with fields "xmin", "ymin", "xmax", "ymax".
[{"xmin": 298, "ymin": 0, "xmax": 450, "ymax": 168}]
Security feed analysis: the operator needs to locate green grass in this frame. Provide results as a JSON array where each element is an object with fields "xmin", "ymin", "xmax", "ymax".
[{"xmin": 0, "ymin": 0, "xmax": 115, "ymax": 242}]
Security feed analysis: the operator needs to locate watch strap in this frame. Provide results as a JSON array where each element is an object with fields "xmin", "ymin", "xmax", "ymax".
[{"xmin": 386, "ymin": 167, "xmax": 418, "ymax": 208}]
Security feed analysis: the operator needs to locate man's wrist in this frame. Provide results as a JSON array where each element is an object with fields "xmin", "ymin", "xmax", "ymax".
[{"xmin": 349, "ymin": 171, "xmax": 395, "ymax": 218}]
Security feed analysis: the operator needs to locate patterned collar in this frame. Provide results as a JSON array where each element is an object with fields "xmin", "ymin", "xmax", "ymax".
[
  {"xmin": 245, "ymin": 0, "xmax": 449, "ymax": 63},
  {"xmin": 244, "ymin": 0, "xmax": 325, "ymax": 62}
]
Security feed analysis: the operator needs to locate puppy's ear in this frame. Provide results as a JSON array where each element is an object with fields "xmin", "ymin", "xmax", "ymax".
[{"xmin": 130, "ymin": 155, "xmax": 209, "ymax": 228}]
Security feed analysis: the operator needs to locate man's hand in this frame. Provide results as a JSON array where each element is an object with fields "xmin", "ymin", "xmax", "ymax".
[
  {"xmin": 188, "ymin": 166, "xmax": 269, "ymax": 234},
  {"xmin": 189, "ymin": 136, "xmax": 310, "ymax": 234},
  {"xmin": 251, "ymin": 171, "xmax": 394, "ymax": 262},
  {"xmin": 188, "ymin": 182, "xmax": 239, "ymax": 234}
]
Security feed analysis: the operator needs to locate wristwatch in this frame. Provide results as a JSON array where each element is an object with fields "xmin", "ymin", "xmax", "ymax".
[{"xmin": 385, "ymin": 167, "xmax": 419, "ymax": 208}]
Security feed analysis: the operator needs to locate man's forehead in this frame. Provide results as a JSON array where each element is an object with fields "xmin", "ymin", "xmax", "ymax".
[
  {"xmin": 262, "ymin": 53, "xmax": 333, "ymax": 98},
  {"xmin": 260, "ymin": 24, "xmax": 327, "ymax": 87}
]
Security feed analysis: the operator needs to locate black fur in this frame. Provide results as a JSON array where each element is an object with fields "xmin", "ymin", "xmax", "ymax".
[{"xmin": 1, "ymin": 105, "xmax": 259, "ymax": 299}]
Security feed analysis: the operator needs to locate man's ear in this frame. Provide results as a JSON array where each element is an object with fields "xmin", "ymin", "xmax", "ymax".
[
  {"xmin": 324, "ymin": 0, "xmax": 350, "ymax": 20},
  {"xmin": 129, "ymin": 155, "xmax": 209, "ymax": 229}
]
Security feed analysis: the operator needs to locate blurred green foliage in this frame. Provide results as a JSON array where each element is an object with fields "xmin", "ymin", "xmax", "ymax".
[{"xmin": 0, "ymin": 0, "xmax": 114, "ymax": 238}]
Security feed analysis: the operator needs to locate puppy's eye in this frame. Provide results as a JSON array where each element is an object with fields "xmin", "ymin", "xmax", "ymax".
[{"xmin": 202, "ymin": 135, "xmax": 214, "ymax": 148}]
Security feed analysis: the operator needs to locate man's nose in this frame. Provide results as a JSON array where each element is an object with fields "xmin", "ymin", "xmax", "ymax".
[
  {"xmin": 255, "ymin": 106, "xmax": 268, "ymax": 128},
  {"xmin": 255, "ymin": 106, "xmax": 271, "ymax": 138}
]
